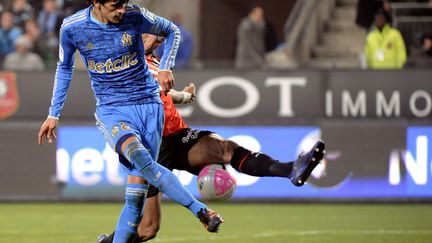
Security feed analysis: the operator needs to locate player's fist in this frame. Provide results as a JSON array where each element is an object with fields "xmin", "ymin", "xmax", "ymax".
[
  {"xmin": 38, "ymin": 117, "xmax": 59, "ymax": 145},
  {"xmin": 182, "ymin": 82, "xmax": 196, "ymax": 102},
  {"xmin": 157, "ymin": 70, "xmax": 174, "ymax": 92}
]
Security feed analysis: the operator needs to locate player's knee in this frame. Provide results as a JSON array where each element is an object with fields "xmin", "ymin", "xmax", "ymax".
[
  {"xmin": 119, "ymin": 136, "xmax": 153, "ymax": 171},
  {"xmin": 220, "ymin": 140, "xmax": 239, "ymax": 162},
  {"xmin": 118, "ymin": 135, "xmax": 138, "ymax": 154}
]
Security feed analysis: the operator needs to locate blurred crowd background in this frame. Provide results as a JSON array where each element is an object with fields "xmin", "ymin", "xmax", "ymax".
[{"xmin": 0, "ymin": 0, "xmax": 431, "ymax": 71}]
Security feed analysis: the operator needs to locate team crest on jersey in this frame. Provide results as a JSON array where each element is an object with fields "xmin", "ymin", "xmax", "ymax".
[
  {"xmin": 120, "ymin": 122, "xmax": 131, "ymax": 131},
  {"xmin": 122, "ymin": 32, "xmax": 133, "ymax": 46},
  {"xmin": 112, "ymin": 126, "xmax": 120, "ymax": 137}
]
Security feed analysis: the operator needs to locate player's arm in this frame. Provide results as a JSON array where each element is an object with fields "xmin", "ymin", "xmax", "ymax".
[
  {"xmin": 38, "ymin": 26, "xmax": 76, "ymax": 145},
  {"xmin": 139, "ymin": 7, "xmax": 180, "ymax": 91},
  {"xmin": 169, "ymin": 82, "xmax": 196, "ymax": 104}
]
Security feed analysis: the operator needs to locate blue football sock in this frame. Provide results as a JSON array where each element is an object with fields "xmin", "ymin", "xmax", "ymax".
[
  {"xmin": 113, "ymin": 183, "xmax": 148, "ymax": 243},
  {"xmin": 124, "ymin": 140, "xmax": 207, "ymax": 217}
]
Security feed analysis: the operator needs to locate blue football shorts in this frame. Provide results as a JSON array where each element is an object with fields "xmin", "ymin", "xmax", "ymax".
[{"xmin": 94, "ymin": 101, "xmax": 164, "ymax": 177}]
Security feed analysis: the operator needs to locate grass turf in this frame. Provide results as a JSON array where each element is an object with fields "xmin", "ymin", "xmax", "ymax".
[{"xmin": 0, "ymin": 203, "xmax": 431, "ymax": 243}]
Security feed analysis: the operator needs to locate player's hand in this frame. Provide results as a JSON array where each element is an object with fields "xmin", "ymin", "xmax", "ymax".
[
  {"xmin": 38, "ymin": 117, "xmax": 59, "ymax": 145},
  {"xmin": 157, "ymin": 70, "xmax": 174, "ymax": 92},
  {"xmin": 182, "ymin": 82, "xmax": 196, "ymax": 102}
]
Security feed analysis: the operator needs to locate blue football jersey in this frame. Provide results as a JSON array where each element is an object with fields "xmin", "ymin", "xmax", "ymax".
[{"xmin": 48, "ymin": 5, "xmax": 180, "ymax": 118}]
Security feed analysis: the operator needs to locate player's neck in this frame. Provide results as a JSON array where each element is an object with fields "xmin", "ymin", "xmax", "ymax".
[{"xmin": 91, "ymin": 6, "xmax": 109, "ymax": 24}]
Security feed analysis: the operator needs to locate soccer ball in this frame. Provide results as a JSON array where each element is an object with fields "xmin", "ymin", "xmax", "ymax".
[{"xmin": 197, "ymin": 164, "xmax": 236, "ymax": 202}]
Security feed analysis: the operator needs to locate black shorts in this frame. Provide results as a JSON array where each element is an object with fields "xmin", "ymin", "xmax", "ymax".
[{"xmin": 147, "ymin": 128, "xmax": 213, "ymax": 198}]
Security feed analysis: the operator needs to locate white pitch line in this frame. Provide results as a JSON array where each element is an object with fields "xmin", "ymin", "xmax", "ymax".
[
  {"xmin": 153, "ymin": 231, "xmax": 287, "ymax": 242},
  {"xmin": 294, "ymin": 230, "xmax": 432, "ymax": 236},
  {"xmin": 152, "ymin": 230, "xmax": 432, "ymax": 242}
]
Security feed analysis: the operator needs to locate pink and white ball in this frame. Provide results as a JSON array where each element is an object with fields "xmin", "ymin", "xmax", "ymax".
[{"xmin": 197, "ymin": 164, "xmax": 237, "ymax": 201}]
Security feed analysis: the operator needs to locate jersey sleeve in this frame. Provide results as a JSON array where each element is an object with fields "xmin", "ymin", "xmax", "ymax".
[
  {"xmin": 48, "ymin": 26, "xmax": 76, "ymax": 118},
  {"xmin": 138, "ymin": 7, "xmax": 181, "ymax": 71}
]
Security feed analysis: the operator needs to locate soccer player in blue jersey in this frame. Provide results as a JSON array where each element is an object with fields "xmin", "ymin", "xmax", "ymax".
[
  {"xmin": 37, "ymin": 1, "xmax": 222, "ymax": 242},
  {"xmin": 97, "ymin": 34, "xmax": 326, "ymax": 243}
]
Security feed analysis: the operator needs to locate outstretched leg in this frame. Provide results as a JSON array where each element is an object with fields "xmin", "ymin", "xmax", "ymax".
[
  {"xmin": 188, "ymin": 133, "xmax": 294, "ymax": 178},
  {"xmin": 119, "ymin": 136, "xmax": 222, "ymax": 233},
  {"xmin": 290, "ymin": 140, "xmax": 325, "ymax": 186}
]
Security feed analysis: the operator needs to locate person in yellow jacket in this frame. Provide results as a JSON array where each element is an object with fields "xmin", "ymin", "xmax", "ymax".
[{"xmin": 364, "ymin": 9, "xmax": 407, "ymax": 69}]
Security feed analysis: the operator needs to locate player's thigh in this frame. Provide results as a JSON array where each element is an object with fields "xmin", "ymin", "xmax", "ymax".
[
  {"xmin": 94, "ymin": 106, "xmax": 141, "ymax": 152},
  {"xmin": 135, "ymin": 102, "xmax": 164, "ymax": 161},
  {"xmin": 188, "ymin": 133, "xmax": 238, "ymax": 167}
]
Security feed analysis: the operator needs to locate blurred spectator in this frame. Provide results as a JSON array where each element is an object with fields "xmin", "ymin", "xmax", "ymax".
[
  {"xmin": 406, "ymin": 34, "xmax": 432, "ymax": 68},
  {"xmin": 27, "ymin": 0, "xmax": 44, "ymax": 13},
  {"xmin": 37, "ymin": 0, "xmax": 61, "ymax": 36},
  {"xmin": 235, "ymin": 6, "xmax": 266, "ymax": 70},
  {"xmin": 10, "ymin": 0, "xmax": 34, "ymax": 29},
  {"xmin": 0, "ymin": 11, "xmax": 23, "ymax": 65},
  {"xmin": 23, "ymin": 19, "xmax": 44, "ymax": 57},
  {"xmin": 3, "ymin": 35, "xmax": 45, "ymax": 71},
  {"xmin": 356, "ymin": 0, "xmax": 391, "ymax": 31},
  {"xmin": 37, "ymin": 0, "xmax": 61, "ymax": 68},
  {"xmin": 156, "ymin": 13, "xmax": 193, "ymax": 69},
  {"xmin": 364, "ymin": 9, "xmax": 406, "ymax": 69},
  {"xmin": 0, "ymin": 0, "xmax": 11, "ymax": 13}
]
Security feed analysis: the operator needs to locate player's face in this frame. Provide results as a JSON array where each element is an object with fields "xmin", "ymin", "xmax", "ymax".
[{"xmin": 99, "ymin": 0, "xmax": 126, "ymax": 24}]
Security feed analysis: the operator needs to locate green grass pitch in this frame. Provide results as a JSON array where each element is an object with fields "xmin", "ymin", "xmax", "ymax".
[{"xmin": 0, "ymin": 203, "xmax": 431, "ymax": 243}]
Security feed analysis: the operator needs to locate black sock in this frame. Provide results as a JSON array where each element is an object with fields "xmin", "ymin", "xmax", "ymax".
[
  {"xmin": 230, "ymin": 147, "xmax": 293, "ymax": 178},
  {"xmin": 132, "ymin": 233, "xmax": 145, "ymax": 242},
  {"xmin": 100, "ymin": 231, "xmax": 115, "ymax": 243},
  {"xmin": 102, "ymin": 231, "xmax": 145, "ymax": 243}
]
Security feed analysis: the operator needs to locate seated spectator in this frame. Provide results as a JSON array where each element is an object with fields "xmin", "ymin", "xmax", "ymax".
[
  {"xmin": 406, "ymin": 34, "xmax": 432, "ymax": 68},
  {"xmin": 0, "ymin": 11, "xmax": 22, "ymax": 65},
  {"xmin": 364, "ymin": 9, "xmax": 407, "ymax": 69},
  {"xmin": 10, "ymin": 0, "xmax": 34, "ymax": 29},
  {"xmin": 3, "ymin": 35, "xmax": 45, "ymax": 71}
]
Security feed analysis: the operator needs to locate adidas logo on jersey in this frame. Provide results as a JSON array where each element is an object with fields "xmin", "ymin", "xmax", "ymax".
[
  {"xmin": 87, "ymin": 52, "xmax": 139, "ymax": 73},
  {"xmin": 85, "ymin": 42, "xmax": 95, "ymax": 50}
]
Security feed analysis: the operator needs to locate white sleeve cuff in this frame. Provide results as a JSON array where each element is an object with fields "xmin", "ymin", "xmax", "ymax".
[{"xmin": 47, "ymin": 116, "xmax": 59, "ymax": 120}]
